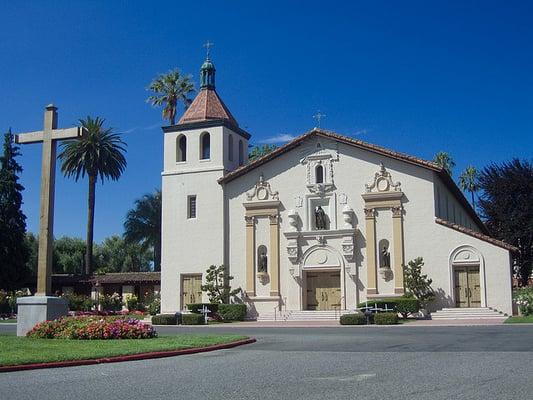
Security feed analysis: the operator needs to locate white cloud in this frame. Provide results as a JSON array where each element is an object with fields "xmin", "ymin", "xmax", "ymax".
[
  {"xmin": 120, "ymin": 123, "xmax": 161, "ymax": 134},
  {"xmin": 259, "ymin": 134, "xmax": 297, "ymax": 144}
]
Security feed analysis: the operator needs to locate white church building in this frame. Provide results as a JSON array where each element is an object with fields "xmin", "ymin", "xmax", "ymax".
[{"xmin": 160, "ymin": 56, "xmax": 516, "ymax": 318}]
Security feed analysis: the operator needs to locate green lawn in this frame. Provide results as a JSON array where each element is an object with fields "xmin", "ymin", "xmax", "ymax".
[
  {"xmin": 504, "ymin": 315, "xmax": 533, "ymax": 324},
  {"xmin": 0, "ymin": 333, "xmax": 247, "ymax": 366},
  {"xmin": 0, "ymin": 319, "xmax": 16, "ymax": 324}
]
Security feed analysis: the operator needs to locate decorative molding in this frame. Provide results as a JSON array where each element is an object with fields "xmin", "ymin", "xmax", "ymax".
[
  {"xmin": 244, "ymin": 215, "xmax": 255, "ymax": 226},
  {"xmin": 342, "ymin": 205, "xmax": 354, "ymax": 228},
  {"xmin": 339, "ymin": 193, "xmax": 348, "ymax": 205},
  {"xmin": 269, "ymin": 214, "xmax": 279, "ymax": 224},
  {"xmin": 365, "ymin": 162, "xmax": 401, "ymax": 193},
  {"xmin": 391, "ymin": 205, "xmax": 403, "ymax": 218},
  {"xmin": 294, "ymin": 196, "xmax": 303, "ymax": 208},
  {"xmin": 364, "ymin": 208, "xmax": 376, "ymax": 219},
  {"xmin": 316, "ymin": 235, "xmax": 327, "ymax": 246},
  {"xmin": 246, "ymin": 174, "xmax": 279, "ymax": 201}
]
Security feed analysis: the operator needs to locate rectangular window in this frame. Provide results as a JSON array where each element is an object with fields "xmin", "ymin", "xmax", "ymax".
[{"xmin": 187, "ymin": 195, "xmax": 197, "ymax": 219}]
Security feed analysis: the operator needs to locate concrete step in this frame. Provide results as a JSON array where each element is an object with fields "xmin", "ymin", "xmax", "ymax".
[
  {"xmin": 257, "ymin": 310, "xmax": 350, "ymax": 322},
  {"xmin": 431, "ymin": 307, "xmax": 507, "ymax": 320}
]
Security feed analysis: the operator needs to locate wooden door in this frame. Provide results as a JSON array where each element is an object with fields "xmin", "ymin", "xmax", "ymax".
[
  {"xmin": 306, "ymin": 272, "xmax": 341, "ymax": 311},
  {"xmin": 327, "ymin": 273, "xmax": 341, "ymax": 310},
  {"xmin": 454, "ymin": 266, "xmax": 481, "ymax": 308},
  {"xmin": 306, "ymin": 274, "xmax": 319, "ymax": 310},
  {"xmin": 181, "ymin": 275, "xmax": 202, "ymax": 309},
  {"xmin": 467, "ymin": 267, "xmax": 481, "ymax": 307}
]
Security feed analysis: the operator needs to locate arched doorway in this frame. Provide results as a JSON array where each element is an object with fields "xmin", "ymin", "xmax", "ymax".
[
  {"xmin": 301, "ymin": 245, "xmax": 345, "ymax": 311},
  {"xmin": 450, "ymin": 245, "xmax": 486, "ymax": 308}
]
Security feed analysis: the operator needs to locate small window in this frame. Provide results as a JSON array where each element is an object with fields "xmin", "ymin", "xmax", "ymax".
[
  {"xmin": 238, "ymin": 140, "xmax": 244, "ymax": 166},
  {"xmin": 228, "ymin": 134, "xmax": 233, "ymax": 161},
  {"xmin": 200, "ymin": 132, "xmax": 210, "ymax": 160},
  {"xmin": 176, "ymin": 135, "xmax": 187, "ymax": 162},
  {"xmin": 316, "ymin": 165, "xmax": 324, "ymax": 184},
  {"xmin": 187, "ymin": 195, "xmax": 197, "ymax": 219}
]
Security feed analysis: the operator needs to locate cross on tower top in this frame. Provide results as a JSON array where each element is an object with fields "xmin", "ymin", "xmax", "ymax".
[
  {"xmin": 313, "ymin": 111, "xmax": 326, "ymax": 128},
  {"xmin": 203, "ymin": 40, "xmax": 214, "ymax": 59}
]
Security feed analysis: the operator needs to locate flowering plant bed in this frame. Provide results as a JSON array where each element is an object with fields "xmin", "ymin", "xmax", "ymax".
[
  {"xmin": 27, "ymin": 316, "xmax": 156, "ymax": 340},
  {"xmin": 69, "ymin": 310, "xmax": 145, "ymax": 318},
  {"xmin": 0, "ymin": 333, "xmax": 251, "ymax": 368}
]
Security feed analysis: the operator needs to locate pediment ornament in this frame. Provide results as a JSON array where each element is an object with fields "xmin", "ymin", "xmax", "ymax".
[
  {"xmin": 365, "ymin": 163, "xmax": 401, "ymax": 193},
  {"xmin": 246, "ymin": 174, "xmax": 279, "ymax": 201}
]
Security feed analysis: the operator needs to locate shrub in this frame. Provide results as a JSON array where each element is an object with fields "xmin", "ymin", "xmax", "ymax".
[
  {"xmin": 99, "ymin": 293, "xmax": 122, "ymax": 311},
  {"xmin": 340, "ymin": 313, "xmax": 366, "ymax": 325},
  {"xmin": 182, "ymin": 313, "xmax": 205, "ymax": 325},
  {"xmin": 146, "ymin": 293, "xmax": 161, "ymax": 316},
  {"xmin": 187, "ymin": 303, "xmax": 219, "ymax": 314},
  {"xmin": 151, "ymin": 314, "xmax": 178, "ymax": 325},
  {"xmin": 27, "ymin": 316, "xmax": 157, "ymax": 339},
  {"xmin": 514, "ymin": 287, "xmax": 533, "ymax": 316},
  {"xmin": 63, "ymin": 293, "xmax": 95, "ymax": 312},
  {"xmin": 374, "ymin": 312, "xmax": 399, "ymax": 325},
  {"xmin": 125, "ymin": 295, "xmax": 143, "ymax": 312},
  {"xmin": 218, "ymin": 304, "xmax": 247, "ymax": 321}
]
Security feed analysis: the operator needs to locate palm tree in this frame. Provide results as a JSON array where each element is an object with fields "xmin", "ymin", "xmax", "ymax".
[
  {"xmin": 59, "ymin": 116, "xmax": 127, "ymax": 275},
  {"xmin": 147, "ymin": 69, "xmax": 195, "ymax": 125},
  {"xmin": 433, "ymin": 151, "xmax": 456, "ymax": 176},
  {"xmin": 124, "ymin": 190, "xmax": 162, "ymax": 271},
  {"xmin": 459, "ymin": 165, "xmax": 479, "ymax": 210}
]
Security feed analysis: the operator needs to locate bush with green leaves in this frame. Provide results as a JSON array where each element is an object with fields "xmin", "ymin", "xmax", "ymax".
[
  {"xmin": 63, "ymin": 293, "xmax": 95, "ymax": 312},
  {"xmin": 403, "ymin": 257, "xmax": 435, "ymax": 306},
  {"xmin": 340, "ymin": 313, "xmax": 366, "ymax": 325},
  {"xmin": 182, "ymin": 313, "xmax": 205, "ymax": 325},
  {"xmin": 125, "ymin": 295, "xmax": 144, "ymax": 312},
  {"xmin": 146, "ymin": 293, "xmax": 161, "ymax": 315},
  {"xmin": 513, "ymin": 287, "xmax": 533, "ymax": 316},
  {"xmin": 374, "ymin": 312, "xmax": 399, "ymax": 325},
  {"xmin": 357, "ymin": 296, "xmax": 419, "ymax": 320},
  {"xmin": 99, "ymin": 293, "xmax": 122, "ymax": 311},
  {"xmin": 218, "ymin": 304, "xmax": 247, "ymax": 321},
  {"xmin": 151, "ymin": 314, "xmax": 178, "ymax": 325},
  {"xmin": 201, "ymin": 265, "xmax": 241, "ymax": 304}
]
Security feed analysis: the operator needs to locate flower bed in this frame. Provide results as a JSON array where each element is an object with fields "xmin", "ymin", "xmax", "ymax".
[{"xmin": 27, "ymin": 316, "xmax": 157, "ymax": 340}]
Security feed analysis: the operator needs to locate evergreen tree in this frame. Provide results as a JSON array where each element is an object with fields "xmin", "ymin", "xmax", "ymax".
[
  {"xmin": 478, "ymin": 159, "xmax": 533, "ymax": 285},
  {"xmin": 248, "ymin": 144, "xmax": 277, "ymax": 162},
  {"xmin": 0, "ymin": 129, "xmax": 30, "ymax": 290},
  {"xmin": 433, "ymin": 151, "xmax": 456, "ymax": 176}
]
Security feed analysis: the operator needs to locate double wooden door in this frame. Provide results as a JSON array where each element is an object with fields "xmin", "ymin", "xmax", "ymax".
[
  {"xmin": 306, "ymin": 272, "xmax": 341, "ymax": 311},
  {"xmin": 454, "ymin": 266, "xmax": 481, "ymax": 308},
  {"xmin": 181, "ymin": 275, "xmax": 202, "ymax": 309}
]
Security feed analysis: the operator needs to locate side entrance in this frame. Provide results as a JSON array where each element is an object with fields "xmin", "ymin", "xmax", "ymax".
[
  {"xmin": 454, "ymin": 266, "xmax": 481, "ymax": 308},
  {"xmin": 181, "ymin": 274, "xmax": 202, "ymax": 310},
  {"xmin": 306, "ymin": 272, "xmax": 341, "ymax": 311}
]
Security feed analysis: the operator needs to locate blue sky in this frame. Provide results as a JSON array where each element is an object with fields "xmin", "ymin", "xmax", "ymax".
[{"xmin": 1, "ymin": 1, "xmax": 532, "ymax": 242}]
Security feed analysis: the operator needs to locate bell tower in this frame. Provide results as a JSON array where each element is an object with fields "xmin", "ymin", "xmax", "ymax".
[{"xmin": 160, "ymin": 52, "xmax": 251, "ymax": 313}]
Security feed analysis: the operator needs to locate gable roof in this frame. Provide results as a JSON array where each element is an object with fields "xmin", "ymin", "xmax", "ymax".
[
  {"xmin": 178, "ymin": 88, "xmax": 238, "ymax": 126},
  {"xmin": 436, "ymin": 218, "xmax": 518, "ymax": 252},
  {"xmin": 218, "ymin": 128, "xmax": 489, "ymax": 234}
]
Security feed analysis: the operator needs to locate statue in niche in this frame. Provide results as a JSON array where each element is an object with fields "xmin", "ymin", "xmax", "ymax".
[
  {"xmin": 257, "ymin": 246, "xmax": 268, "ymax": 273},
  {"xmin": 315, "ymin": 206, "xmax": 327, "ymax": 230},
  {"xmin": 380, "ymin": 245, "xmax": 391, "ymax": 269}
]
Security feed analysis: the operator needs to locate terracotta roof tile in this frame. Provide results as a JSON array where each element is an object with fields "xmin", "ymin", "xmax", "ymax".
[
  {"xmin": 435, "ymin": 218, "xmax": 518, "ymax": 251},
  {"xmin": 178, "ymin": 88, "xmax": 238, "ymax": 126}
]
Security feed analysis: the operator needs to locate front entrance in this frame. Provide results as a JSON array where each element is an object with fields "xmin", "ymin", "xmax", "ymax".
[
  {"xmin": 306, "ymin": 272, "xmax": 341, "ymax": 310},
  {"xmin": 181, "ymin": 274, "xmax": 202, "ymax": 310},
  {"xmin": 454, "ymin": 266, "xmax": 481, "ymax": 308}
]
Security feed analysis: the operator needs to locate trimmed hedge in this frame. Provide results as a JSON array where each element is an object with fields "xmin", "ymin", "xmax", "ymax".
[
  {"xmin": 218, "ymin": 304, "xmax": 247, "ymax": 321},
  {"xmin": 187, "ymin": 303, "xmax": 219, "ymax": 314},
  {"xmin": 340, "ymin": 313, "xmax": 367, "ymax": 325},
  {"xmin": 182, "ymin": 313, "xmax": 205, "ymax": 325},
  {"xmin": 151, "ymin": 314, "xmax": 179, "ymax": 325},
  {"xmin": 374, "ymin": 312, "xmax": 399, "ymax": 325},
  {"xmin": 357, "ymin": 296, "xmax": 420, "ymax": 319}
]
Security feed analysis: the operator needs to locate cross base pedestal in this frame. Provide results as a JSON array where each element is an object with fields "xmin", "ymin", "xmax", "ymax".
[{"xmin": 16, "ymin": 296, "xmax": 68, "ymax": 336}]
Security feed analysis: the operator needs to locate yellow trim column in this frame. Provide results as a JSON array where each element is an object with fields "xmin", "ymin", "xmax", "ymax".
[
  {"xmin": 364, "ymin": 208, "xmax": 377, "ymax": 295},
  {"xmin": 392, "ymin": 206, "xmax": 405, "ymax": 294},
  {"xmin": 245, "ymin": 215, "xmax": 256, "ymax": 296},
  {"xmin": 269, "ymin": 214, "xmax": 280, "ymax": 297}
]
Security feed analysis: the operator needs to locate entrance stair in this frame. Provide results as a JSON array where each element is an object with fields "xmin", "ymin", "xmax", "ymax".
[
  {"xmin": 431, "ymin": 307, "xmax": 507, "ymax": 320},
  {"xmin": 257, "ymin": 310, "xmax": 351, "ymax": 322}
]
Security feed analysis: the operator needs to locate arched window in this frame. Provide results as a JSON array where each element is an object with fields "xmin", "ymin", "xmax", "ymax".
[
  {"xmin": 228, "ymin": 134, "xmax": 233, "ymax": 161},
  {"xmin": 238, "ymin": 140, "xmax": 244, "ymax": 166},
  {"xmin": 316, "ymin": 165, "xmax": 324, "ymax": 183},
  {"xmin": 200, "ymin": 132, "xmax": 210, "ymax": 160},
  {"xmin": 176, "ymin": 135, "xmax": 187, "ymax": 162}
]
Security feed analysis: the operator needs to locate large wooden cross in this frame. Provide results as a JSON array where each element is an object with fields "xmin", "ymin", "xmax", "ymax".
[{"xmin": 14, "ymin": 104, "xmax": 86, "ymax": 296}]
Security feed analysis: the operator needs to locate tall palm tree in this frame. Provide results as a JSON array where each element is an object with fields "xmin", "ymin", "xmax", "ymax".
[
  {"xmin": 59, "ymin": 116, "xmax": 127, "ymax": 275},
  {"xmin": 147, "ymin": 69, "xmax": 195, "ymax": 125},
  {"xmin": 433, "ymin": 151, "xmax": 456, "ymax": 176},
  {"xmin": 124, "ymin": 190, "xmax": 162, "ymax": 271},
  {"xmin": 459, "ymin": 165, "xmax": 479, "ymax": 210}
]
